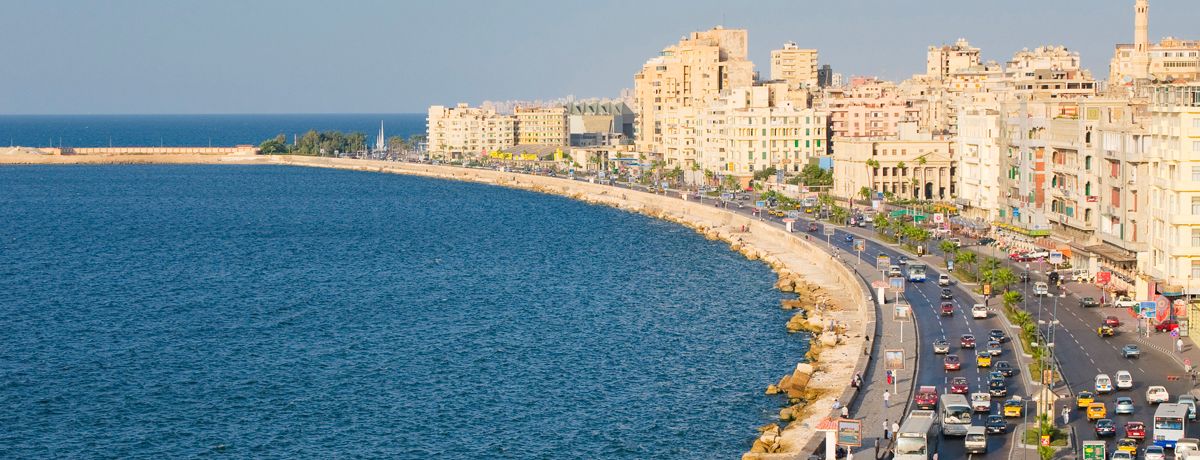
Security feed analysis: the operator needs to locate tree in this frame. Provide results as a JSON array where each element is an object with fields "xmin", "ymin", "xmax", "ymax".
[
  {"xmin": 799, "ymin": 163, "xmax": 833, "ymax": 186},
  {"xmin": 1002, "ymin": 291, "xmax": 1024, "ymax": 310},
  {"xmin": 981, "ymin": 257, "xmax": 1002, "ymax": 273},
  {"xmin": 955, "ymin": 251, "xmax": 977, "ymax": 272},
  {"xmin": 991, "ymin": 267, "xmax": 1018, "ymax": 292},
  {"xmin": 939, "ymin": 240, "xmax": 958, "ymax": 257},
  {"xmin": 859, "ymin": 186, "xmax": 871, "ymax": 201},
  {"xmin": 753, "ymin": 166, "xmax": 778, "ymax": 182},
  {"xmin": 258, "ymin": 134, "xmax": 289, "ymax": 155}
]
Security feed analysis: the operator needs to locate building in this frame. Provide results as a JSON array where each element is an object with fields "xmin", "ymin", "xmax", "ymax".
[
  {"xmin": 770, "ymin": 42, "xmax": 819, "ymax": 89},
  {"xmin": 426, "ymin": 103, "xmax": 516, "ymax": 158},
  {"xmin": 832, "ymin": 125, "xmax": 956, "ymax": 202},
  {"xmin": 927, "ymin": 38, "xmax": 982, "ymax": 80},
  {"xmin": 566, "ymin": 100, "xmax": 635, "ymax": 147},
  {"xmin": 1110, "ymin": 0, "xmax": 1200, "ymax": 85},
  {"xmin": 820, "ymin": 78, "xmax": 923, "ymax": 139},
  {"xmin": 955, "ymin": 104, "xmax": 1005, "ymax": 221},
  {"xmin": 817, "ymin": 65, "xmax": 834, "ymax": 88},
  {"xmin": 633, "ymin": 26, "xmax": 755, "ymax": 164},
  {"xmin": 1143, "ymin": 84, "xmax": 1200, "ymax": 298},
  {"xmin": 698, "ymin": 85, "xmax": 828, "ymax": 182},
  {"xmin": 515, "ymin": 106, "xmax": 569, "ymax": 146}
]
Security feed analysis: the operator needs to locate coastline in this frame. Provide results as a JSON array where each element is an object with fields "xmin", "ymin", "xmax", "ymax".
[{"xmin": 1, "ymin": 153, "xmax": 874, "ymax": 457}]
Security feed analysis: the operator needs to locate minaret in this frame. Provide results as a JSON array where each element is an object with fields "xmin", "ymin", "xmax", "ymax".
[{"xmin": 1132, "ymin": 0, "xmax": 1151, "ymax": 79}]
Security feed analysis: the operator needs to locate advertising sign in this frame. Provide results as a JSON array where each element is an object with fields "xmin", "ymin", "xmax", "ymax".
[
  {"xmin": 1048, "ymin": 251, "xmax": 1064, "ymax": 265},
  {"xmin": 853, "ymin": 239, "xmax": 866, "ymax": 252},
  {"xmin": 933, "ymin": 213, "xmax": 945, "ymax": 224},
  {"xmin": 876, "ymin": 255, "xmax": 891, "ymax": 270},
  {"xmin": 889, "ymin": 276, "xmax": 906, "ymax": 290},
  {"xmin": 884, "ymin": 349, "xmax": 905, "ymax": 370},
  {"xmin": 1139, "ymin": 301, "xmax": 1157, "ymax": 319},
  {"xmin": 1096, "ymin": 271, "xmax": 1111, "ymax": 285},
  {"xmin": 824, "ymin": 226, "xmax": 836, "ymax": 237},
  {"xmin": 836, "ymin": 419, "xmax": 863, "ymax": 447},
  {"xmin": 894, "ymin": 304, "xmax": 912, "ymax": 321},
  {"xmin": 1082, "ymin": 441, "xmax": 1106, "ymax": 460},
  {"xmin": 1156, "ymin": 295, "xmax": 1172, "ymax": 323}
]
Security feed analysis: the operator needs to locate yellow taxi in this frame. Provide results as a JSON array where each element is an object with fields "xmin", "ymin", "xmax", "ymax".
[
  {"xmin": 976, "ymin": 351, "xmax": 992, "ymax": 367},
  {"xmin": 1117, "ymin": 438, "xmax": 1138, "ymax": 455},
  {"xmin": 1003, "ymin": 398, "xmax": 1023, "ymax": 417},
  {"xmin": 1087, "ymin": 402, "xmax": 1107, "ymax": 421},
  {"xmin": 1076, "ymin": 391, "xmax": 1095, "ymax": 408}
]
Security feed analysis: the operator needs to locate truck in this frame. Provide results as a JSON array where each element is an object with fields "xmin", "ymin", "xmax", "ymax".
[
  {"xmin": 940, "ymin": 394, "xmax": 972, "ymax": 436},
  {"xmin": 895, "ymin": 410, "xmax": 941, "ymax": 460},
  {"xmin": 907, "ymin": 264, "xmax": 928, "ymax": 282}
]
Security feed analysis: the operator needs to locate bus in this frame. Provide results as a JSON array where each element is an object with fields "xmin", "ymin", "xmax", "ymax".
[
  {"xmin": 895, "ymin": 410, "xmax": 941, "ymax": 460},
  {"xmin": 907, "ymin": 264, "xmax": 928, "ymax": 282},
  {"xmin": 940, "ymin": 393, "xmax": 972, "ymax": 436},
  {"xmin": 1154, "ymin": 403, "xmax": 1188, "ymax": 449}
]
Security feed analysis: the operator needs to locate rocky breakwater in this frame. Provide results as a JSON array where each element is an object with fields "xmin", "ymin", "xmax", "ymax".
[{"xmin": 266, "ymin": 156, "xmax": 874, "ymax": 458}]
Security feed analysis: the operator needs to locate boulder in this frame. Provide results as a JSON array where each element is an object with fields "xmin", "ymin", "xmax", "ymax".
[
  {"xmin": 765, "ymin": 384, "xmax": 780, "ymax": 395},
  {"xmin": 780, "ymin": 299, "xmax": 805, "ymax": 310},
  {"xmin": 820, "ymin": 332, "xmax": 839, "ymax": 347}
]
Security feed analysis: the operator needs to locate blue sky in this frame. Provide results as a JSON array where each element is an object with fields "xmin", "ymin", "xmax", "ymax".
[{"xmin": 2, "ymin": 0, "xmax": 1197, "ymax": 114}]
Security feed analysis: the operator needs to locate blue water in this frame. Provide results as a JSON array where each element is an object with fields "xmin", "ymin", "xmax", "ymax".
[
  {"xmin": 0, "ymin": 165, "xmax": 808, "ymax": 458},
  {"xmin": 0, "ymin": 114, "xmax": 426, "ymax": 148}
]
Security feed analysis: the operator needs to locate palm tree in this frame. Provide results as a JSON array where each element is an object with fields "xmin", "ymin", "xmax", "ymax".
[
  {"xmin": 992, "ymin": 268, "xmax": 1018, "ymax": 293},
  {"xmin": 939, "ymin": 240, "xmax": 958, "ymax": 257},
  {"xmin": 865, "ymin": 159, "xmax": 880, "ymax": 195},
  {"xmin": 955, "ymin": 251, "xmax": 977, "ymax": 274},
  {"xmin": 859, "ymin": 186, "xmax": 871, "ymax": 203},
  {"xmin": 1002, "ymin": 290, "xmax": 1024, "ymax": 311}
]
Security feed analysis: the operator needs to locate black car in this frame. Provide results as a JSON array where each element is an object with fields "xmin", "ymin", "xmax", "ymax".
[
  {"xmin": 1019, "ymin": 272, "xmax": 1030, "ymax": 283},
  {"xmin": 1095, "ymin": 418, "xmax": 1116, "ymax": 437},
  {"xmin": 986, "ymin": 415, "xmax": 1007, "ymax": 434},
  {"xmin": 1048, "ymin": 271, "xmax": 1060, "ymax": 284},
  {"xmin": 994, "ymin": 361, "xmax": 1015, "ymax": 377},
  {"xmin": 1080, "ymin": 297, "xmax": 1100, "ymax": 308},
  {"xmin": 989, "ymin": 329, "xmax": 1009, "ymax": 343},
  {"xmin": 978, "ymin": 237, "xmax": 997, "ymax": 246},
  {"xmin": 989, "ymin": 378, "xmax": 1008, "ymax": 397},
  {"xmin": 941, "ymin": 288, "xmax": 954, "ymax": 300}
]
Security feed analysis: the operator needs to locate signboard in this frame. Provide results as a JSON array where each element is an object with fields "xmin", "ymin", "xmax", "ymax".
[
  {"xmin": 824, "ymin": 226, "xmax": 836, "ymax": 237},
  {"xmin": 1041, "ymin": 435, "xmax": 1051, "ymax": 447},
  {"xmin": 884, "ymin": 349, "xmax": 905, "ymax": 370},
  {"xmin": 1139, "ymin": 301, "xmax": 1157, "ymax": 319},
  {"xmin": 1048, "ymin": 251, "xmax": 1064, "ymax": 265},
  {"xmin": 982, "ymin": 283, "xmax": 992, "ymax": 296},
  {"xmin": 889, "ymin": 276, "xmax": 906, "ymax": 290},
  {"xmin": 1087, "ymin": 196, "xmax": 1098, "ymax": 203},
  {"xmin": 756, "ymin": 201, "xmax": 767, "ymax": 208},
  {"xmin": 1096, "ymin": 271, "xmax": 1111, "ymax": 285},
  {"xmin": 853, "ymin": 239, "xmax": 866, "ymax": 252},
  {"xmin": 1176, "ymin": 299, "xmax": 1189, "ymax": 318},
  {"xmin": 876, "ymin": 255, "xmax": 891, "ymax": 270},
  {"xmin": 933, "ymin": 213, "xmax": 945, "ymax": 224},
  {"xmin": 836, "ymin": 419, "xmax": 863, "ymax": 447},
  {"xmin": 871, "ymin": 280, "xmax": 889, "ymax": 289},
  {"xmin": 1043, "ymin": 369, "xmax": 1054, "ymax": 385},
  {"xmin": 1156, "ymin": 295, "xmax": 1172, "ymax": 323},
  {"xmin": 894, "ymin": 304, "xmax": 912, "ymax": 321},
  {"xmin": 1082, "ymin": 441, "xmax": 1106, "ymax": 460}
]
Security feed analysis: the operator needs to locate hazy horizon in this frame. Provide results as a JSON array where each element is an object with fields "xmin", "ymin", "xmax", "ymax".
[{"xmin": 3, "ymin": 0, "xmax": 1198, "ymax": 115}]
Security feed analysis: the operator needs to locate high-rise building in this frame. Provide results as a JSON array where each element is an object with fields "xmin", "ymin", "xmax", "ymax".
[
  {"xmin": 819, "ymin": 78, "xmax": 922, "ymax": 139},
  {"xmin": 770, "ymin": 42, "xmax": 819, "ymax": 89},
  {"xmin": 1143, "ymin": 84, "xmax": 1200, "ymax": 297},
  {"xmin": 817, "ymin": 65, "xmax": 834, "ymax": 88},
  {"xmin": 698, "ymin": 85, "xmax": 827, "ymax": 182},
  {"xmin": 633, "ymin": 26, "xmax": 755, "ymax": 167},
  {"xmin": 426, "ymin": 103, "xmax": 516, "ymax": 158},
  {"xmin": 515, "ymin": 106, "xmax": 569, "ymax": 146},
  {"xmin": 926, "ymin": 38, "xmax": 982, "ymax": 80}
]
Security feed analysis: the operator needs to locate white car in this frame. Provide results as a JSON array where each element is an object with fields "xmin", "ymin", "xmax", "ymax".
[
  {"xmin": 1033, "ymin": 282, "xmax": 1049, "ymax": 296},
  {"xmin": 1144, "ymin": 445, "xmax": 1166, "ymax": 460},
  {"xmin": 972, "ymin": 304, "xmax": 989, "ymax": 319},
  {"xmin": 1147, "ymin": 386, "xmax": 1170, "ymax": 404},
  {"xmin": 1113, "ymin": 296, "xmax": 1139, "ymax": 309},
  {"xmin": 938, "ymin": 274, "xmax": 951, "ymax": 286},
  {"xmin": 1111, "ymin": 451, "xmax": 1133, "ymax": 460},
  {"xmin": 1095, "ymin": 373, "xmax": 1113, "ymax": 393},
  {"xmin": 1115, "ymin": 370, "xmax": 1133, "ymax": 390},
  {"xmin": 971, "ymin": 392, "xmax": 992, "ymax": 412},
  {"xmin": 888, "ymin": 265, "xmax": 902, "ymax": 277}
]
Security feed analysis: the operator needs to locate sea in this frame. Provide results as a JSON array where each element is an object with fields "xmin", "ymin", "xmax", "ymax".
[
  {"xmin": 0, "ymin": 162, "xmax": 810, "ymax": 458},
  {"xmin": 0, "ymin": 114, "xmax": 428, "ymax": 148}
]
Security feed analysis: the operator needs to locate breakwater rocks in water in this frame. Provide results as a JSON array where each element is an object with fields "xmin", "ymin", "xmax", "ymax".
[{"xmin": 4, "ymin": 153, "xmax": 874, "ymax": 458}]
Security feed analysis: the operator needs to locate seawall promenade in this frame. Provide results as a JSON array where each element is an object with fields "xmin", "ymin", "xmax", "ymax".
[{"xmin": 1, "ymin": 152, "xmax": 875, "ymax": 458}]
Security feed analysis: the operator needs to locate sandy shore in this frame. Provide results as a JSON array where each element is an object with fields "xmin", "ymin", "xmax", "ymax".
[{"xmin": 1, "ymin": 153, "xmax": 874, "ymax": 457}]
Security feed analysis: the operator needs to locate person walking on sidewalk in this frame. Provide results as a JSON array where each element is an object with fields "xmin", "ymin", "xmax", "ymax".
[
  {"xmin": 882, "ymin": 419, "xmax": 890, "ymax": 440},
  {"xmin": 883, "ymin": 390, "xmax": 891, "ymax": 408},
  {"xmin": 1061, "ymin": 406, "xmax": 1070, "ymax": 425},
  {"xmin": 1178, "ymin": 338, "xmax": 1185, "ymax": 353}
]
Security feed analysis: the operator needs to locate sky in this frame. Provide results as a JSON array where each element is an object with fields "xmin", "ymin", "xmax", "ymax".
[{"xmin": 2, "ymin": 0, "xmax": 1198, "ymax": 115}]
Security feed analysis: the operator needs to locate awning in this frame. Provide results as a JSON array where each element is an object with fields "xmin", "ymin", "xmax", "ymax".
[
  {"xmin": 993, "ymin": 222, "xmax": 1051, "ymax": 237},
  {"xmin": 1085, "ymin": 244, "xmax": 1138, "ymax": 263}
]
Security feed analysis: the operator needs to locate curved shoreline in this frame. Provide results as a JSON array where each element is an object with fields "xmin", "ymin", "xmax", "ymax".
[{"xmin": 1, "ymin": 153, "xmax": 875, "ymax": 457}]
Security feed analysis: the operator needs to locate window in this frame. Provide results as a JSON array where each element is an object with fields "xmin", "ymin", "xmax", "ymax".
[
  {"xmin": 1193, "ymin": 260, "xmax": 1200, "ymax": 280},
  {"xmin": 1192, "ymin": 229, "xmax": 1200, "ymax": 247},
  {"xmin": 1113, "ymin": 188, "xmax": 1121, "ymax": 207},
  {"xmin": 1194, "ymin": 141, "xmax": 1200, "ymax": 153},
  {"xmin": 1193, "ymin": 196, "xmax": 1200, "ymax": 215}
]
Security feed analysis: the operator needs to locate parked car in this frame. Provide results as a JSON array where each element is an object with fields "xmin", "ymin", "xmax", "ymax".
[
  {"xmin": 1080, "ymin": 297, "xmax": 1100, "ymax": 308},
  {"xmin": 1115, "ymin": 397, "xmax": 1135, "ymax": 414},
  {"xmin": 1113, "ymin": 296, "xmax": 1139, "ymax": 309},
  {"xmin": 978, "ymin": 237, "xmax": 996, "ymax": 245},
  {"xmin": 1146, "ymin": 386, "xmax": 1170, "ymax": 404},
  {"xmin": 1156, "ymin": 319, "xmax": 1181, "ymax": 333},
  {"xmin": 1122, "ymin": 344, "xmax": 1141, "ymax": 358},
  {"xmin": 932, "ymin": 339, "xmax": 950, "ymax": 354}
]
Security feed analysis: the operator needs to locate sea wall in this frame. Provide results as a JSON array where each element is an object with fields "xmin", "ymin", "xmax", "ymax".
[{"xmin": 0, "ymin": 153, "xmax": 875, "ymax": 458}]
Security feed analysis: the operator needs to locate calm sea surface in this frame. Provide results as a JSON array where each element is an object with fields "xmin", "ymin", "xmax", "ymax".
[
  {"xmin": 0, "ymin": 114, "xmax": 426, "ymax": 148},
  {"xmin": 0, "ymin": 165, "xmax": 808, "ymax": 458}
]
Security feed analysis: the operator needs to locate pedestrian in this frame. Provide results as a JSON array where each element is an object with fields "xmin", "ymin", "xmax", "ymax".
[
  {"xmin": 1178, "ymin": 338, "xmax": 1185, "ymax": 353},
  {"xmin": 841, "ymin": 405, "xmax": 850, "ymax": 418},
  {"xmin": 883, "ymin": 419, "xmax": 890, "ymax": 440},
  {"xmin": 1061, "ymin": 406, "xmax": 1069, "ymax": 425},
  {"xmin": 883, "ymin": 390, "xmax": 891, "ymax": 408},
  {"xmin": 832, "ymin": 398, "xmax": 842, "ymax": 410},
  {"xmin": 891, "ymin": 421, "xmax": 899, "ymax": 437}
]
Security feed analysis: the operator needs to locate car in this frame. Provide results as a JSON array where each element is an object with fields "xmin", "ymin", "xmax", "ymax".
[
  {"xmin": 987, "ymin": 340, "xmax": 1003, "ymax": 356},
  {"xmin": 971, "ymin": 392, "xmax": 992, "ymax": 412},
  {"xmin": 1098, "ymin": 325, "xmax": 1115, "ymax": 337},
  {"xmin": 897, "ymin": 256, "xmax": 908, "ymax": 265},
  {"xmin": 944, "ymin": 355, "xmax": 962, "ymax": 371},
  {"xmin": 1180, "ymin": 395, "xmax": 1198, "ymax": 420},
  {"xmin": 1080, "ymin": 296, "xmax": 1100, "ymax": 308},
  {"xmin": 1033, "ymin": 282, "xmax": 1049, "ymax": 296},
  {"xmin": 1177, "ymin": 439, "xmax": 1200, "ymax": 458},
  {"xmin": 989, "ymin": 329, "xmax": 1009, "ymax": 343},
  {"xmin": 857, "ymin": 220, "xmax": 867, "ymax": 228},
  {"xmin": 1095, "ymin": 418, "xmax": 1116, "ymax": 437},
  {"xmin": 1115, "ymin": 370, "xmax": 1133, "ymax": 390},
  {"xmin": 994, "ymin": 361, "xmax": 1015, "ymax": 377},
  {"xmin": 965, "ymin": 425, "xmax": 988, "ymax": 454},
  {"xmin": 1105, "ymin": 316, "xmax": 1122, "ymax": 327},
  {"xmin": 932, "ymin": 339, "xmax": 950, "ymax": 354},
  {"xmin": 938, "ymin": 274, "xmax": 951, "ymax": 286},
  {"xmin": 807, "ymin": 222, "xmax": 818, "ymax": 232},
  {"xmin": 1114, "ymin": 296, "xmax": 1139, "ymax": 309},
  {"xmin": 1077, "ymin": 391, "xmax": 1096, "ymax": 408},
  {"xmin": 1003, "ymin": 397, "xmax": 1023, "ymax": 417},
  {"xmin": 1146, "ymin": 386, "xmax": 1170, "ymax": 404},
  {"xmin": 976, "ymin": 351, "xmax": 992, "ymax": 367},
  {"xmin": 985, "ymin": 414, "xmax": 1007, "ymax": 434},
  {"xmin": 845, "ymin": 235, "xmax": 854, "ymax": 243},
  {"xmin": 988, "ymin": 371, "xmax": 1006, "ymax": 381},
  {"xmin": 988, "ymin": 378, "xmax": 1007, "ymax": 397},
  {"xmin": 949, "ymin": 238, "xmax": 961, "ymax": 247},
  {"xmin": 972, "ymin": 304, "xmax": 989, "ymax": 319},
  {"xmin": 1087, "ymin": 402, "xmax": 1108, "ymax": 420},
  {"xmin": 888, "ymin": 265, "xmax": 902, "ymax": 277},
  {"xmin": 1156, "ymin": 319, "xmax": 1181, "ymax": 333},
  {"xmin": 1115, "ymin": 397, "xmax": 1135, "ymax": 414},
  {"xmin": 1122, "ymin": 344, "xmax": 1141, "ymax": 358},
  {"xmin": 1019, "ymin": 272, "xmax": 1031, "ymax": 283},
  {"xmin": 915, "ymin": 386, "xmax": 939, "ymax": 409},
  {"xmin": 978, "ymin": 237, "xmax": 996, "ymax": 246},
  {"xmin": 1008, "ymin": 251, "xmax": 1026, "ymax": 261},
  {"xmin": 1110, "ymin": 451, "xmax": 1133, "ymax": 460},
  {"xmin": 1125, "ymin": 422, "xmax": 1146, "ymax": 440},
  {"xmin": 941, "ymin": 288, "xmax": 954, "ymax": 300},
  {"xmin": 950, "ymin": 377, "xmax": 970, "ymax": 394},
  {"xmin": 961, "ymin": 334, "xmax": 976, "ymax": 348},
  {"xmin": 1144, "ymin": 445, "xmax": 1166, "ymax": 460},
  {"xmin": 1117, "ymin": 437, "xmax": 1139, "ymax": 456},
  {"xmin": 1096, "ymin": 374, "xmax": 1114, "ymax": 393},
  {"xmin": 940, "ymin": 302, "xmax": 954, "ymax": 316}
]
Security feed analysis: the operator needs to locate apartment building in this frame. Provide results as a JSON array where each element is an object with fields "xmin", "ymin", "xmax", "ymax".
[
  {"xmin": 820, "ymin": 77, "xmax": 922, "ymax": 139},
  {"xmin": 698, "ymin": 85, "xmax": 827, "ymax": 181},
  {"xmin": 770, "ymin": 42, "xmax": 819, "ymax": 89},
  {"xmin": 1143, "ymin": 84, "xmax": 1200, "ymax": 297},
  {"xmin": 1110, "ymin": 0, "xmax": 1200, "ymax": 85},
  {"xmin": 955, "ymin": 104, "xmax": 1005, "ymax": 221},
  {"xmin": 515, "ymin": 106, "xmax": 569, "ymax": 146},
  {"xmin": 426, "ymin": 103, "xmax": 516, "ymax": 158},
  {"xmin": 927, "ymin": 38, "xmax": 982, "ymax": 80}
]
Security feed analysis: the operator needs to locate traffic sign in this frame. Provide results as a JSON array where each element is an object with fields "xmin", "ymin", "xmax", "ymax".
[
  {"xmin": 824, "ymin": 226, "xmax": 835, "ymax": 237},
  {"xmin": 889, "ymin": 276, "xmax": 905, "ymax": 290}
]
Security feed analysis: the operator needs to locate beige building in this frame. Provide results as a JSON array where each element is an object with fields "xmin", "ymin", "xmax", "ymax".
[
  {"xmin": 515, "ymin": 106, "xmax": 568, "ymax": 146},
  {"xmin": 820, "ymin": 77, "xmax": 923, "ymax": 139},
  {"xmin": 927, "ymin": 38, "xmax": 982, "ymax": 80},
  {"xmin": 633, "ymin": 26, "xmax": 755, "ymax": 164},
  {"xmin": 955, "ymin": 104, "xmax": 1005, "ymax": 221},
  {"xmin": 771, "ymin": 42, "xmax": 819, "ymax": 89},
  {"xmin": 832, "ymin": 126, "xmax": 956, "ymax": 202},
  {"xmin": 1143, "ymin": 84, "xmax": 1200, "ymax": 296},
  {"xmin": 698, "ymin": 85, "xmax": 828, "ymax": 181},
  {"xmin": 426, "ymin": 103, "xmax": 516, "ymax": 158},
  {"xmin": 1110, "ymin": 0, "xmax": 1200, "ymax": 85}
]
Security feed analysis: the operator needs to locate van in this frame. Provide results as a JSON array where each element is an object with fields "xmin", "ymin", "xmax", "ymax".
[
  {"xmin": 1176, "ymin": 438, "xmax": 1200, "ymax": 457},
  {"xmin": 1069, "ymin": 269, "xmax": 1090, "ymax": 281},
  {"xmin": 1034, "ymin": 282, "xmax": 1049, "ymax": 296},
  {"xmin": 964, "ymin": 426, "xmax": 988, "ymax": 454}
]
